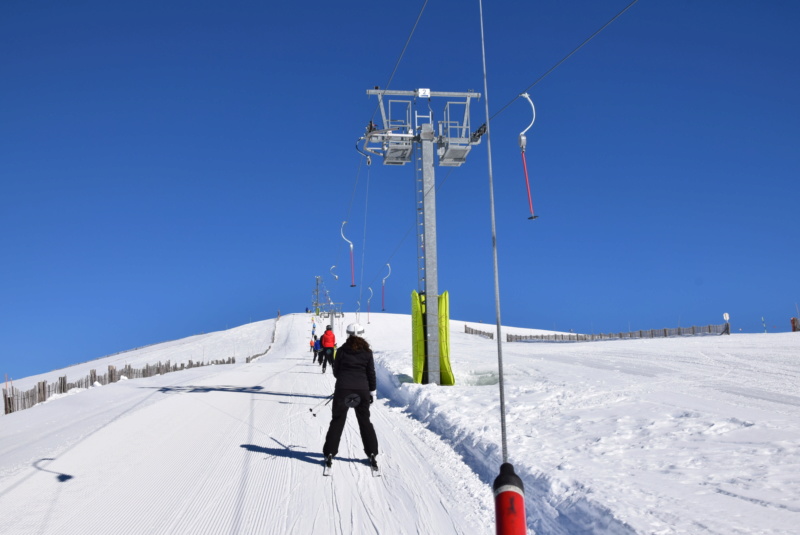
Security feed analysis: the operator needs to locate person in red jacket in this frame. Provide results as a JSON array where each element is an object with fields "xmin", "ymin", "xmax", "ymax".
[{"xmin": 320, "ymin": 325, "xmax": 336, "ymax": 373}]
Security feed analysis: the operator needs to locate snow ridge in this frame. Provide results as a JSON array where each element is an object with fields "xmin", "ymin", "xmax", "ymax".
[{"xmin": 374, "ymin": 352, "xmax": 636, "ymax": 535}]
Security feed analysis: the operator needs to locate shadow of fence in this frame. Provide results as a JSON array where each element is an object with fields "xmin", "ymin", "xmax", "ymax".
[{"xmin": 3, "ymin": 357, "xmax": 236, "ymax": 415}]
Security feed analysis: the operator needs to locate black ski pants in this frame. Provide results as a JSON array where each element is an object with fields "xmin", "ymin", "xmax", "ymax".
[
  {"xmin": 320, "ymin": 347, "xmax": 334, "ymax": 370},
  {"xmin": 322, "ymin": 388, "xmax": 379, "ymax": 458}
]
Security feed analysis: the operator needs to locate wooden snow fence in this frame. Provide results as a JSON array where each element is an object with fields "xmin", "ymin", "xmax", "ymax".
[
  {"xmin": 5, "ymin": 317, "xmax": 281, "ymax": 415},
  {"xmin": 246, "ymin": 346, "xmax": 271, "ymax": 363},
  {"xmin": 246, "ymin": 316, "xmax": 279, "ymax": 363},
  {"xmin": 464, "ymin": 325, "xmax": 494, "ymax": 339},
  {"xmin": 507, "ymin": 323, "xmax": 730, "ymax": 343},
  {"xmin": 3, "ymin": 357, "xmax": 236, "ymax": 416}
]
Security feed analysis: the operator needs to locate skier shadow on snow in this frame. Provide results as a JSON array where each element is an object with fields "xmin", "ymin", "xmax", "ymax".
[
  {"xmin": 240, "ymin": 444, "xmax": 365, "ymax": 467},
  {"xmin": 151, "ymin": 385, "xmax": 330, "ymax": 400}
]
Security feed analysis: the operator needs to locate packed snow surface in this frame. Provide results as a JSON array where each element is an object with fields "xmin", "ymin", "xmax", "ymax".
[{"xmin": 1, "ymin": 313, "xmax": 798, "ymax": 534}]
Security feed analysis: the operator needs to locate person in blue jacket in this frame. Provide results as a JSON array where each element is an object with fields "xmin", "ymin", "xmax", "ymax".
[{"xmin": 312, "ymin": 335, "xmax": 321, "ymax": 363}]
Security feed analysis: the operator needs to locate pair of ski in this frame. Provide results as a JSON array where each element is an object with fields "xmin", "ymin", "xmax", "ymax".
[{"xmin": 323, "ymin": 454, "xmax": 380, "ymax": 477}]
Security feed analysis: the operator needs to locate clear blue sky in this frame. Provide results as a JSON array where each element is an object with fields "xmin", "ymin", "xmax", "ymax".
[{"xmin": 2, "ymin": 0, "xmax": 798, "ymax": 380}]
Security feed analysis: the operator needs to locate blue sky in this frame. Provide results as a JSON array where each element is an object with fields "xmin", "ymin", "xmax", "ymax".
[{"xmin": 2, "ymin": 0, "xmax": 798, "ymax": 380}]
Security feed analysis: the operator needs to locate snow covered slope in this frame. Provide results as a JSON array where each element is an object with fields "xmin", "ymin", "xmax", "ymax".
[
  {"xmin": 2, "ymin": 312, "xmax": 799, "ymax": 534},
  {"xmin": 0, "ymin": 314, "xmax": 493, "ymax": 534}
]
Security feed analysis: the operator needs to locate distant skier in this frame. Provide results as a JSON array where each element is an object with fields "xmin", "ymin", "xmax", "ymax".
[
  {"xmin": 320, "ymin": 325, "xmax": 336, "ymax": 373},
  {"xmin": 322, "ymin": 323, "xmax": 379, "ymax": 472},
  {"xmin": 312, "ymin": 335, "xmax": 321, "ymax": 363},
  {"xmin": 309, "ymin": 338, "xmax": 314, "ymax": 352}
]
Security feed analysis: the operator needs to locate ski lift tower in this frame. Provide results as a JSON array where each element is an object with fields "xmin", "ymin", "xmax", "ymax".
[
  {"xmin": 311, "ymin": 276, "xmax": 323, "ymax": 314},
  {"xmin": 363, "ymin": 88, "xmax": 483, "ymax": 385},
  {"xmin": 326, "ymin": 302, "xmax": 344, "ymax": 334}
]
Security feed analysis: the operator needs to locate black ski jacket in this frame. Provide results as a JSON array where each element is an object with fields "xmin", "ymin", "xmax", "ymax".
[{"xmin": 332, "ymin": 339, "xmax": 376, "ymax": 392}]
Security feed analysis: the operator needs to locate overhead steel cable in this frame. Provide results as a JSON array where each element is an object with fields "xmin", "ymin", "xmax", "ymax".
[
  {"xmin": 490, "ymin": 0, "xmax": 641, "ymax": 122},
  {"xmin": 368, "ymin": 0, "xmax": 430, "ymax": 122},
  {"xmin": 358, "ymin": 165, "xmax": 372, "ymax": 302},
  {"xmin": 361, "ymin": 165, "xmax": 456, "ymax": 292},
  {"xmin": 333, "ymin": 157, "xmax": 367, "ymax": 290},
  {"xmin": 357, "ymin": 1, "xmax": 640, "ymax": 300},
  {"xmin": 339, "ymin": 0, "xmax": 429, "ymax": 306}
]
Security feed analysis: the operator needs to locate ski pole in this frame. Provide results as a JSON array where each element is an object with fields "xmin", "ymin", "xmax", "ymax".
[
  {"xmin": 310, "ymin": 396, "xmax": 333, "ymax": 417},
  {"xmin": 309, "ymin": 394, "xmax": 333, "ymax": 411},
  {"xmin": 309, "ymin": 394, "xmax": 334, "ymax": 417}
]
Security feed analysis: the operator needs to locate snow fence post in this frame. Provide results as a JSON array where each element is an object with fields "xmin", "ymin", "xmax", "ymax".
[{"xmin": 493, "ymin": 462, "xmax": 526, "ymax": 534}]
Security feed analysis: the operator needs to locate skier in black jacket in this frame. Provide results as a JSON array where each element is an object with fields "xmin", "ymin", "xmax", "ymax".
[{"xmin": 322, "ymin": 323, "xmax": 379, "ymax": 470}]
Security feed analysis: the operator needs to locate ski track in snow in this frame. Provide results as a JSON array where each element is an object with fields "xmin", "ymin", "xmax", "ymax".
[
  {"xmin": 0, "ymin": 314, "xmax": 495, "ymax": 534},
  {"xmin": 2, "ymin": 313, "xmax": 800, "ymax": 534}
]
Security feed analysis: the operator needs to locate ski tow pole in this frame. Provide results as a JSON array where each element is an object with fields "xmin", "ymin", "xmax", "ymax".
[
  {"xmin": 518, "ymin": 92, "xmax": 538, "ymax": 220},
  {"xmin": 479, "ymin": 0, "xmax": 527, "ymax": 532},
  {"xmin": 341, "ymin": 221, "xmax": 356, "ymax": 287},
  {"xmin": 381, "ymin": 263, "xmax": 391, "ymax": 311}
]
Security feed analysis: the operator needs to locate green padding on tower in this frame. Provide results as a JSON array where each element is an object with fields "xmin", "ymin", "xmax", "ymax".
[
  {"xmin": 410, "ymin": 290, "xmax": 455, "ymax": 385},
  {"xmin": 411, "ymin": 290, "xmax": 426, "ymax": 384},
  {"xmin": 439, "ymin": 291, "xmax": 455, "ymax": 385}
]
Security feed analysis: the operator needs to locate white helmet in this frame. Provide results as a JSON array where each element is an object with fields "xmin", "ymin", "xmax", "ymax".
[{"xmin": 346, "ymin": 323, "xmax": 365, "ymax": 335}]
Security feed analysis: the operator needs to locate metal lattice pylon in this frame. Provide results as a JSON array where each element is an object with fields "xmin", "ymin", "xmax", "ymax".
[{"xmin": 361, "ymin": 88, "xmax": 484, "ymax": 385}]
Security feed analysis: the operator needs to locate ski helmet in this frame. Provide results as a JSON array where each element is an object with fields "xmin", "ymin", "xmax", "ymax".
[
  {"xmin": 326, "ymin": 325, "xmax": 332, "ymax": 331},
  {"xmin": 346, "ymin": 323, "xmax": 365, "ymax": 335}
]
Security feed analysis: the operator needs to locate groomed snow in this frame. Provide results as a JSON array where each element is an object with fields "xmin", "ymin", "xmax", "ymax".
[{"xmin": 1, "ymin": 313, "xmax": 799, "ymax": 534}]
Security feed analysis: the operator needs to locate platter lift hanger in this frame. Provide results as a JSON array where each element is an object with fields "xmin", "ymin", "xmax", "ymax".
[{"xmin": 518, "ymin": 92, "xmax": 539, "ymax": 220}]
